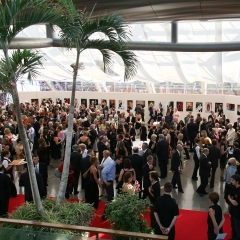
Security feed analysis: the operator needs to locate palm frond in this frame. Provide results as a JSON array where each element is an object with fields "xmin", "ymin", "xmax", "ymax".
[{"xmin": 82, "ymin": 39, "xmax": 138, "ymax": 80}]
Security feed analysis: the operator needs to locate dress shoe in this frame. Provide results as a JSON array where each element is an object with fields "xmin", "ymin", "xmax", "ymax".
[
  {"xmin": 173, "ymin": 185, "xmax": 178, "ymax": 189},
  {"xmin": 179, "ymin": 190, "xmax": 184, "ymax": 193},
  {"xmin": 196, "ymin": 191, "xmax": 203, "ymax": 197},
  {"xmin": 203, "ymin": 192, "xmax": 209, "ymax": 195},
  {"xmin": 74, "ymin": 191, "xmax": 79, "ymax": 195}
]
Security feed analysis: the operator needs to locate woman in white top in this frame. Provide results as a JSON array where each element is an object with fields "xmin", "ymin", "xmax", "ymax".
[
  {"xmin": 79, "ymin": 144, "xmax": 88, "ymax": 158},
  {"xmin": 173, "ymin": 107, "xmax": 180, "ymax": 120}
]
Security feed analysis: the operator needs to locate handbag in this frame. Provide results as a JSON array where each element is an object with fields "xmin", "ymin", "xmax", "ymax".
[
  {"xmin": 82, "ymin": 167, "xmax": 90, "ymax": 178},
  {"xmin": 54, "ymin": 168, "xmax": 61, "ymax": 178}
]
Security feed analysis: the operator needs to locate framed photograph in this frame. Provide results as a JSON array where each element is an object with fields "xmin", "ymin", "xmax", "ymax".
[
  {"xmin": 74, "ymin": 98, "xmax": 78, "ymax": 108},
  {"xmin": 136, "ymin": 100, "xmax": 145, "ymax": 108},
  {"xmin": 237, "ymin": 105, "xmax": 240, "ymax": 116},
  {"xmin": 101, "ymin": 99, "xmax": 107, "ymax": 108},
  {"xmin": 127, "ymin": 100, "xmax": 133, "ymax": 110},
  {"xmin": 118, "ymin": 100, "xmax": 124, "ymax": 110},
  {"xmin": 215, "ymin": 103, "xmax": 223, "ymax": 113},
  {"xmin": 89, "ymin": 99, "xmax": 98, "ymax": 108},
  {"xmin": 148, "ymin": 101, "xmax": 155, "ymax": 110},
  {"xmin": 81, "ymin": 99, "xmax": 87, "ymax": 107},
  {"xmin": 196, "ymin": 102, "xmax": 203, "ymax": 112},
  {"xmin": 41, "ymin": 98, "xmax": 52, "ymax": 106},
  {"xmin": 205, "ymin": 102, "xmax": 212, "ymax": 113},
  {"xmin": 186, "ymin": 102, "xmax": 193, "ymax": 111},
  {"xmin": 109, "ymin": 99, "xmax": 116, "ymax": 109},
  {"xmin": 167, "ymin": 101, "xmax": 174, "ymax": 112},
  {"xmin": 31, "ymin": 99, "xmax": 39, "ymax": 106},
  {"xmin": 56, "ymin": 98, "xmax": 62, "ymax": 105},
  {"xmin": 64, "ymin": 98, "xmax": 70, "ymax": 104},
  {"xmin": 226, "ymin": 103, "xmax": 235, "ymax": 111},
  {"xmin": 176, "ymin": 101, "xmax": 183, "ymax": 111}
]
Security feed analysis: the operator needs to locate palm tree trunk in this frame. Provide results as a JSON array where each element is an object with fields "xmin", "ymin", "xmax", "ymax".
[
  {"xmin": 3, "ymin": 49, "xmax": 44, "ymax": 214},
  {"xmin": 56, "ymin": 50, "xmax": 80, "ymax": 206}
]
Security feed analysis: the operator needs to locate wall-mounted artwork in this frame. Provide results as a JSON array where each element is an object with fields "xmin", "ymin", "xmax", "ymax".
[
  {"xmin": 148, "ymin": 101, "xmax": 155, "ymax": 110},
  {"xmin": 89, "ymin": 99, "xmax": 98, "ymax": 108},
  {"xmin": 237, "ymin": 105, "xmax": 240, "ymax": 116},
  {"xmin": 31, "ymin": 99, "xmax": 39, "ymax": 106},
  {"xmin": 127, "ymin": 100, "xmax": 133, "ymax": 110},
  {"xmin": 186, "ymin": 102, "xmax": 193, "ymax": 111},
  {"xmin": 205, "ymin": 102, "xmax": 212, "ymax": 113},
  {"xmin": 41, "ymin": 98, "xmax": 52, "ymax": 106},
  {"xmin": 196, "ymin": 102, "xmax": 203, "ymax": 112},
  {"xmin": 176, "ymin": 101, "xmax": 183, "ymax": 111},
  {"xmin": 56, "ymin": 98, "xmax": 62, "ymax": 105},
  {"xmin": 81, "ymin": 99, "xmax": 87, "ymax": 107},
  {"xmin": 226, "ymin": 103, "xmax": 235, "ymax": 111},
  {"xmin": 64, "ymin": 98, "xmax": 70, "ymax": 104},
  {"xmin": 74, "ymin": 98, "xmax": 78, "ymax": 108},
  {"xmin": 136, "ymin": 100, "xmax": 145, "ymax": 108},
  {"xmin": 215, "ymin": 103, "xmax": 223, "ymax": 113},
  {"xmin": 167, "ymin": 101, "xmax": 174, "ymax": 112},
  {"xmin": 109, "ymin": 99, "xmax": 116, "ymax": 109},
  {"xmin": 101, "ymin": 99, "xmax": 107, "ymax": 108},
  {"xmin": 118, "ymin": 100, "xmax": 124, "ymax": 110}
]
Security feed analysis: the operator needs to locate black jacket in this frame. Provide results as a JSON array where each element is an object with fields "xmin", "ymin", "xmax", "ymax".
[
  {"xmin": 97, "ymin": 141, "xmax": 108, "ymax": 162},
  {"xmin": 156, "ymin": 140, "xmax": 169, "ymax": 161},
  {"xmin": 128, "ymin": 154, "xmax": 144, "ymax": 183},
  {"xmin": 0, "ymin": 173, "xmax": 11, "ymax": 201},
  {"xmin": 81, "ymin": 155, "xmax": 91, "ymax": 174},
  {"xmin": 199, "ymin": 154, "xmax": 210, "ymax": 177},
  {"xmin": 171, "ymin": 150, "xmax": 182, "ymax": 172},
  {"xmin": 207, "ymin": 145, "xmax": 220, "ymax": 168},
  {"xmin": 70, "ymin": 151, "xmax": 82, "ymax": 173}
]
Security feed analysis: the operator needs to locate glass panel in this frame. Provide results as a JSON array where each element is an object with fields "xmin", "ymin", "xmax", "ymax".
[
  {"xmin": 132, "ymin": 81, "xmax": 148, "ymax": 93},
  {"xmin": 168, "ymin": 83, "xmax": 184, "ymax": 94},
  {"xmin": 153, "ymin": 82, "xmax": 166, "ymax": 93}
]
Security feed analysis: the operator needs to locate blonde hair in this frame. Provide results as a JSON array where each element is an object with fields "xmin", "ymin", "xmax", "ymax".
[
  {"xmin": 4, "ymin": 128, "xmax": 11, "ymax": 135},
  {"xmin": 79, "ymin": 143, "xmax": 86, "ymax": 150},
  {"xmin": 204, "ymin": 137, "xmax": 212, "ymax": 145},
  {"xmin": 103, "ymin": 150, "xmax": 110, "ymax": 157}
]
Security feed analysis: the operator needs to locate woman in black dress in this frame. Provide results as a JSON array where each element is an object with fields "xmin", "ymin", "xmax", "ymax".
[
  {"xmin": 37, "ymin": 138, "xmax": 48, "ymax": 165},
  {"xmin": 207, "ymin": 192, "xmax": 225, "ymax": 240},
  {"xmin": 42, "ymin": 128, "xmax": 51, "ymax": 166},
  {"xmin": 50, "ymin": 130, "xmax": 62, "ymax": 165},
  {"xmin": 86, "ymin": 156, "xmax": 101, "ymax": 209},
  {"xmin": 219, "ymin": 137, "xmax": 228, "ymax": 181}
]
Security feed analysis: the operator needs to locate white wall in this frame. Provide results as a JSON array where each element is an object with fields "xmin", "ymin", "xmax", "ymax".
[{"xmin": 18, "ymin": 91, "xmax": 240, "ymax": 122}]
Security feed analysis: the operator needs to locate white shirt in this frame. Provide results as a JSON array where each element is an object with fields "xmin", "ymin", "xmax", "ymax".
[
  {"xmin": 227, "ymin": 128, "xmax": 235, "ymax": 145},
  {"xmin": 100, "ymin": 156, "xmax": 112, "ymax": 168}
]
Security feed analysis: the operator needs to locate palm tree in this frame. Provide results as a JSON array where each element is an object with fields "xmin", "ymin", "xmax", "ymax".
[
  {"xmin": 56, "ymin": 10, "xmax": 138, "ymax": 205},
  {"xmin": 0, "ymin": 0, "xmax": 78, "ymax": 213}
]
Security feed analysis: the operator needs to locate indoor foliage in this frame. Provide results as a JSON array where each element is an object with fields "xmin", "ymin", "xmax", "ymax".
[{"xmin": 105, "ymin": 194, "xmax": 152, "ymax": 240}]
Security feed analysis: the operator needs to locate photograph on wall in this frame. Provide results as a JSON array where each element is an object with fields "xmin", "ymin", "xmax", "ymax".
[
  {"xmin": 41, "ymin": 98, "xmax": 52, "ymax": 106},
  {"xmin": 136, "ymin": 100, "xmax": 145, "ymax": 108},
  {"xmin": 205, "ymin": 102, "xmax": 212, "ymax": 113},
  {"xmin": 196, "ymin": 102, "xmax": 203, "ymax": 112},
  {"xmin": 237, "ymin": 105, "xmax": 240, "ymax": 116},
  {"xmin": 226, "ymin": 103, "xmax": 235, "ymax": 111},
  {"xmin": 89, "ymin": 99, "xmax": 98, "ymax": 108},
  {"xmin": 64, "ymin": 98, "xmax": 70, "ymax": 104},
  {"xmin": 74, "ymin": 98, "xmax": 78, "ymax": 108},
  {"xmin": 215, "ymin": 103, "xmax": 223, "ymax": 113},
  {"xmin": 167, "ymin": 101, "xmax": 174, "ymax": 111},
  {"xmin": 109, "ymin": 99, "xmax": 116, "ymax": 109},
  {"xmin": 101, "ymin": 99, "xmax": 107, "ymax": 108},
  {"xmin": 118, "ymin": 100, "xmax": 124, "ymax": 110},
  {"xmin": 56, "ymin": 98, "xmax": 62, "ymax": 105},
  {"xmin": 31, "ymin": 99, "xmax": 39, "ymax": 106},
  {"xmin": 186, "ymin": 102, "xmax": 193, "ymax": 111},
  {"xmin": 81, "ymin": 99, "xmax": 87, "ymax": 107},
  {"xmin": 148, "ymin": 101, "xmax": 155, "ymax": 110},
  {"xmin": 127, "ymin": 100, "xmax": 133, "ymax": 110},
  {"xmin": 176, "ymin": 101, "xmax": 183, "ymax": 111}
]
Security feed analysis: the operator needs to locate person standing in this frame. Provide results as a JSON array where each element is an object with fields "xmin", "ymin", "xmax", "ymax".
[
  {"xmin": 196, "ymin": 148, "xmax": 210, "ymax": 197},
  {"xmin": 192, "ymin": 138, "xmax": 201, "ymax": 181},
  {"xmin": 228, "ymin": 174, "xmax": 240, "ymax": 240},
  {"xmin": 171, "ymin": 144, "xmax": 184, "ymax": 193},
  {"xmin": 207, "ymin": 139, "xmax": 221, "ymax": 188},
  {"xmin": 207, "ymin": 192, "xmax": 225, "ymax": 240},
  {"xmin": 226, "ymin": 123, "xmax": 235, "ymax": 146},
  {"xmin": 0, "ymin": 165, "xmax": 11, "ymax": 217},
  {"xmin": 156, "ymin": 134, "xmax": 169, "ymax": 178},
  {"xmin": 154, "ymin": 182, "xmax": 179, "ymax": 240},
  {"xmin": 187, "ymin": 118, "xmax": 198, "ymax": 152}
]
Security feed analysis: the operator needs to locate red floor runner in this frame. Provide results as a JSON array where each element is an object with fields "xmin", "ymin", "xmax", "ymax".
[{"xmin": 8, "ymin": 195, "xmax": 232, "ymax": 240}]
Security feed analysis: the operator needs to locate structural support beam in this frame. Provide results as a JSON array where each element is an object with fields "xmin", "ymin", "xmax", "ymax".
[
  {"xmin": 171, "ymin": 22, "xmax": 178, "ymax": 43},
  {"xmin": 8, "ymin": 38, "xmax": 240, "ymax": 52}
]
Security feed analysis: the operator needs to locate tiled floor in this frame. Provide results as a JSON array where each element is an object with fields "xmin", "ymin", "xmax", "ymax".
[{"xmin": 15, "ymin": 151, "xmax": 229, "ymax": 214}]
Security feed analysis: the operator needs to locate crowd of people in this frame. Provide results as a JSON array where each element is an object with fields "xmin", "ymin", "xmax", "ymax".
[{"xmin": 0, "ymin": 100, "xmax": 240, "ymax": 240}]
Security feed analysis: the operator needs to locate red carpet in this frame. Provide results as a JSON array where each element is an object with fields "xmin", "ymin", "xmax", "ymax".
[{"xmin": 8, "ymin": 195, "xmax": 232, "ymax": 240}]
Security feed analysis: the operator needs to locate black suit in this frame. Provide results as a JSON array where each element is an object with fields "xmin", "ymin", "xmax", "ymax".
[
  {"xmin": 197, "ymin": 153, "xmax": 210, "ymax": 194},
  {"xmin": 171, "ymin": 150, "xmax": 183, "ymax": 191},
  {"xmin": 142, "ymin": 148, "xmax": 152, "ymax": 164},
  {"xmin": 70, "ymin": 151, "xmax": 82, "ymax": 193},
  {"xmin": 83, "ymin": 121, "xmax": 91, "ymax": 128},
  {"xmin": 142, "ymin": 163, "xmax": 154, "ymax": 199},
  {"xmin": 156, "ymin": 140, "xmax": 169, "ymax": 178},
  {"xmin": 80, "ymin": 155, "xmax": 91, "ymax": 191},
  {"xmin": 187, "ymin": 122, "xmax": 198, "ymax": 151},
  {"xmin": 36, "ymin": 162, "xmax": 48, "ymax": 197},
  {"xmin": 128, "ymin": 154, "xmax": 144, "ymax": 186},
  {"xmin": 19, "ymin": 171, "xmax": 45, "ymax": 202},
  {"xmin": 97, "ymin": 141, "xmax": 108, "ymax": 162},
  {"xmin": 126, "ymin": 116, "xmax": 136, "ymax": 125},
  {"xmin": 33, "ymin": 120, "xmax": 40, "ymax": 149},
  {"xmin": 207, "ymin": 145, "xmax": 220, "ymax": 188},
  {"xmin": 0, "ymin": 173, "xmax": 11, "ymax": 217},
  {"xmin": 233, "ymin": 121, "xmax": 240, "ymax": 131}
]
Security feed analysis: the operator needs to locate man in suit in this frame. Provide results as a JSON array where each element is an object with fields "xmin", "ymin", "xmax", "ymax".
[
  {"xmin": 103, "ymin": 110, "xmax": 109, "ymax": 121},
  {"xmin": 187, "ymin": 118, "xmax": 198, "ymax": 152},
  {"xmin": 126, "ymin": 112, "xmax": 136, "ymax": 125},
  {"xmin": 192, "ymin": 138, "xmax": 201, "ymax": 181},
  {"xmin": 97, "ymin": 136, "xmax": 108, "ymax": 162},
  {"xmin": 32, "ymin": 116, "xmax": 40, "ymax": 149},
  {"xmin": 0, "ymin": 165, "xmax": 11, "ymax": 217},
  {"xmin": 196, "ymin": 148, "xmax": 210, "ymax": 197},
  {"xmin": 70, "ymin": 144, "xmax": 82, "ymax": 195},
  {"xmin": 234, "ymin": 118, "xmax": 240, "ymax": 131},
  {"xmin": 171, "ymin": 144, "xmax": 184, "ymax": 193},
  {"xmin": 142, "ymin": 155, "xmax": 154, "ymax": 199},
  {"xmin": 142, "ymin": 142, "xmax": 152, "ymax": 164},
  {"xmin": 129, "ymin": 147, "xmax": 144, "ymax": 191},
  {"xmin": 83, "ymin": 115, "xmax": 92, "ymax": 128},
  {"xmin": 156, "ymin": 134, "xmax": 169, "ymax": 178},
  {"xmin": 33, "ymin": 154, "xmax": 48, "ymax": 197},
  {"xmin": 208, "ymin": 139, "xmax": 221, "ymax": 188},
  {"xmin": 19, "ymin": 167, "xmax": 45, "ymax": 203}
]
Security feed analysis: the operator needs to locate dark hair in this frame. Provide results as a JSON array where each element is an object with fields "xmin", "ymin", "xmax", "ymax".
[
  {"xmin": 149, "ymin": 171, "xmax": 159, "ymax": 181},
  {"xmin": 212, "ymin": 139, "xmax": 216, "ymax": 146},
  {"xmin": 123, "ymin": 159, "xmax": 132, "ymax": 169},
  {"xmin": 231, "ymin": 174, "xmax": 240, "ymax": 184},
  {"xmin": 233, "ymin": 142, "xmax": 239, "ymax": 148},
  {"xmin": 1, "ymin": 150, "xmax": 10, "ymax": 158},
  {"xmin": 194, "ymin": 137, "xmax": 200, "ymax": 143},
  {"xmin": 115, "ymin": 155, "xmax": 123, "ymax": 161},
  {"xmin": 208, "ymin": 192, "xmax": 219, "ymax": 204},
  {"xmin": 53, "ymin": 130, "xmax": 58, "ymax": 137},
  {"xmin": 164, "ymin": 182, "xmax": 173, "ymax": 193},
  {"xmin": 123, "ymin": 172, "xmax": 133, "ymax": 183},
  {"xmin": 32, "ymin": 154, "xmax": 39, "ymax": 158},
  {"xmin": 90, "ymin": 156, "xmax": 98, "ymax": 164},
  {"xmin": 117, "ymin": 134, "xmax": 124, "ymax": 140}
]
